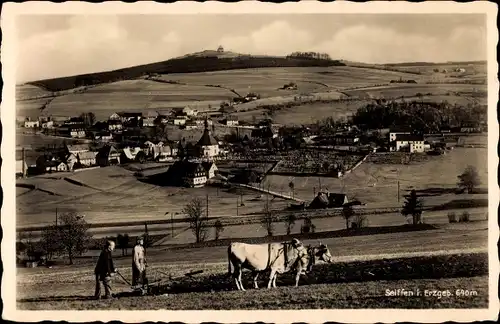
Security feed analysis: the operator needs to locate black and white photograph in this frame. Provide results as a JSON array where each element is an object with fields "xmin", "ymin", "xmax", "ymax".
[{"xmin": 1, "ymin": 1, "xmax": 498, "ymax": 322}]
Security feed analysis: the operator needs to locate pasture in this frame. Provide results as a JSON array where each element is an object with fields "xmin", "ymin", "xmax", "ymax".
[
  {"xmin": 16, "ymin": 64, "xmax": 486, "ymax": 122},
  {"xmin": 264, "ymin": 146, "xmax": 488, "ymax": 208}
]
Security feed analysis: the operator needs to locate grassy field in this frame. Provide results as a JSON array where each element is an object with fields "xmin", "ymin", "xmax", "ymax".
[
  {"xmin": 17, "ymin": 251, "xmax": 488, "ymax": 310},
  {"xmin": 17, "ymin": 63, "xmax": 486, "ymax": 123},
  {"xmin": 264, "ymin": 146, "xmax": 488, "ymax": 207}
]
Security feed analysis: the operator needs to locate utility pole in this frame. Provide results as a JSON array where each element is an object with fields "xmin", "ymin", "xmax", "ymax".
[
  {"xmin": 236, "ymin": 197, "xmax": 239, "ymax": 216},
  {"xmin": 22, "ymin": 148, "xmax": 26, "ymax": 178},
  {"xmin": 313, "ymin": 186, "xmax": 316, "ymax": 198},
  {"xmin": 55, "ymin": 208, "xmax": 58, "ymax": 226},
  {"xmin": 171, "ymin": 213, "xmax": 174, "ymax": 238},
  {"xmin": 397, "ymin": 181, "xmax": 400, "ymax": 202},
  {"xmin": 206, "ymin": 194, "xmax": 209, "ymax": 219}
]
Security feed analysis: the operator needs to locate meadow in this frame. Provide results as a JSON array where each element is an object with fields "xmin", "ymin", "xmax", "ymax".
[{"xmin": 264, "ymin": 146, "xmax": 488, "ymax": 208}]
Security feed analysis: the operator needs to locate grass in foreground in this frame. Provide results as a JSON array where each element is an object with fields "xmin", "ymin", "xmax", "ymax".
[{"xmin": 17, "ymin": 276, "xmax": 488, "ymax": 310}]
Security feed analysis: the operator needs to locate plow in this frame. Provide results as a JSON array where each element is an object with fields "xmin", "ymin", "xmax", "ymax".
[{"xmin": 115, "ymin": 269, "xmax": 204, "ymax": 296}]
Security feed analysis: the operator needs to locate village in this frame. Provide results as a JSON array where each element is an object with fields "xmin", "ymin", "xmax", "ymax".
[{"xmin": 17, "ymin": 95, "xmax": 485, "ymax": 210}]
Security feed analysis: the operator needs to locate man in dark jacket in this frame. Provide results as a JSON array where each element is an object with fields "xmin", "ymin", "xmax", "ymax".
[{"xmin": 94, "ymin": 240, "xmax": 117, "ymax": 299}]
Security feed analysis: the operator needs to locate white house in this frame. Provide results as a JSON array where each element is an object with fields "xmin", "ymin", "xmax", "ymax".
[
  {"xmin": 394, "ymin": 134, "xmax": 425, "ymax": 153},
  {"xmin": 70, "ymin": 127, "xmax": 86, "ymax": 138},
  {"xmin": 108, "ymin": 120, "xmax": 123, "ymax": 132},
  {"xmin": 202, "ymin": 162, "xmax": 218, "ymax": 179},
  {"xmin": 45, "ymin": 161, "xmax": 69, "ymax": 172},
  {"xmin": 173, "ymin": 116, "xmax": 188, "ymax": 126},
  {"xmin": 24, "ymin": 120, "xmax": 39, "ymax": 128},
  {"xmin": 389, "ymin": 127, "xmax": 412, "ymax": 142}
]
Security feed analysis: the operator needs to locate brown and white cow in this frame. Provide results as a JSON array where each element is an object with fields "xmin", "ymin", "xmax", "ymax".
[{"xmin": 227, "ymin": 239, "xmax": 333, "ymax": 291}]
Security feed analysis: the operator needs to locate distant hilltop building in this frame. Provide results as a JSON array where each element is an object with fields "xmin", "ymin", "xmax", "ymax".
[{"xmin": 217, "ymin": 45, "xmax": 224, "ymax": 53}]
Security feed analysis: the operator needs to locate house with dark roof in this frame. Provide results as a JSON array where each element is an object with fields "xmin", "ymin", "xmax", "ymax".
[
  {"xmin": 66, "ymin": 144, "xmax": 90, "ymax": 156},
  {"xmin": 308, "ymin": 192, "xmax": 348, "ymax": 209},
  {"xmin": 389, "ymin": 127, "xmax": 412, "ymax": 142},
  {"xmin": 224, "ymin": 116, "xmax": 239, "ymax": 126},
  {"xmin": 96, "ymin": 145, "xmax": 121, "ymax": 166},
  {"xmin": 160, "ymin": 160, "xmax": 207, "ymax": 187}
]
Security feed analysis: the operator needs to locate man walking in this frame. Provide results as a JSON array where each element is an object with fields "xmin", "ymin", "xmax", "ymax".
[
  {"xmin": 94, "ymin": 240, "xmax": 117, "ymax": 300},
  {"xmin": 132, "ymin": 236, "xmax": 148, "ymax": 288}
]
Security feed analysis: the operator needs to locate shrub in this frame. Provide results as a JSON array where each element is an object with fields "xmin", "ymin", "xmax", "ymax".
[
  {"xmin": 300, "ymin": 217, "xmax": 316, "ymax": 234},
  {"xmin": 447, "ymin": 212, "xmax": 457, "ymax": 223},
  {"xmin": 351, "ymin": 214, "xmax": 368, "ymax": 229},
  {"xmin": 459, "ymin": 211, "xmax": 471, "ymax": 222}
]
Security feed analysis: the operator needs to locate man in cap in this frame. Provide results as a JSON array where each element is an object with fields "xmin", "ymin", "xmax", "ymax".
[
  {"xmin": 132, "ymin": 236, "xmax": 148, "ymax": 288},
  {"xmin": 94, "ymin": 240, "xmax": 117, "ymax": 299}
]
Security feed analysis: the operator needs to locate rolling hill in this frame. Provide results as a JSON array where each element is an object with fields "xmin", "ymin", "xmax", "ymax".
[{"xmin": 27, "ymin": 50, "xmax": 346, "ymax": 92}]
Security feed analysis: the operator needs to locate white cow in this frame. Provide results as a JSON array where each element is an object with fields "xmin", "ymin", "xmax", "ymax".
[{"xmin": 227, "ymin": 239, "xmax": 333, "ymax": 291}]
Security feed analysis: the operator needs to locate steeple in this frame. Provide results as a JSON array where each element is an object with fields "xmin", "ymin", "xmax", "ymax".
[{"xmin": 204, "ymin": 115, "xmax": 209, "ymax": 130}]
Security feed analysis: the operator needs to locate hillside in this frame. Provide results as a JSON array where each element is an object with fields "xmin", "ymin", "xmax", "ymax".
[{"xmin": 28, "ymin": 51, "xmax": 345, "ymax": 92}]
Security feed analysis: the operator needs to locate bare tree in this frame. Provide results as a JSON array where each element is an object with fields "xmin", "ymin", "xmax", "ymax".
[
  {"xmin": 183, "ymin": 197, "xmax": 208, "ymax": 243},
  {"xmin": 57, "ymin": 212, "xmax": 93, "ymax": 265}
]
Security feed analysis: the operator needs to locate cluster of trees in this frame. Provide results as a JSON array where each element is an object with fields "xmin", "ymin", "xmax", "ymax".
[
  {"xmin": 352, "ymin": 100, "xmax": 487, "ymax": 132},
  {"xmin": 287, "ymin": 52, "xmax": 333, "ymax": 60},
  {"xmin": 18, "ymin": 212, "xmax": 93, "ymax": 265}
]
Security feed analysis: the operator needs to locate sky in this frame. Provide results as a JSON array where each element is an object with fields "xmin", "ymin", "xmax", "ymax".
[{"xmin": 16, "ymin": 14, "xmax": 487, "ymax": 83}]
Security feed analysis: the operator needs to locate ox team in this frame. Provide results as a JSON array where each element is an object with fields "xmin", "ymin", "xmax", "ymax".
[{"xmin": 94, "ymin": 236, "xmax": 331, "ymax": 297}]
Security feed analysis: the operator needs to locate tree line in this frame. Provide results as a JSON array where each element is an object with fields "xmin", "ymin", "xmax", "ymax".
[
  {"xmin": 286, "ymin": 52, "xmax": 333, "ymax": 60},
  {"xmin": 351, "ymin": 100, "xmax": 486, "ymax": 132}
]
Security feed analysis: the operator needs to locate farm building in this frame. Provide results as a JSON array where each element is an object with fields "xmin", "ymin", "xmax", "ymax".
[
  {"xmin": 76, "ymin": 151, "xmax": 97, "ymax": 167},
  {"xmin": 389, "ymin": 127, "xmax": 412, "ymax": 142},
  {"xmin": 24, "ymin": 119, "xmax": 39, "ymax": 128},
  {"xmin": 66, "ymin": 144, "xmax": 90, "ymax": 155},
  {"xmin": 392, "ymin": 134, "xmax": 425, "ymax": 153},
  {"xmin": 202, "ymin": 161, "xmax": 218, "ymax": 179},
  {"xmin": 251, "ymin": 126, "xmax": 278, "ymax": 139},
  {"xmin": 154, "ymin": 146, "xmax": 175, "ymax": 162},
  {"xmin": 308, "ymin": 192, "xmax": 348, "ymax": 209},
  {"xmin": 217, "ymin": 45, "xmax": 224, "ymax": 53},
  {"xmin": 196, "ymin": 119, "xmax": 220, "ymax": 160},
  {"xmin": 96, "ymin": 145, "xmax": 121, "ymax": 166}
]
